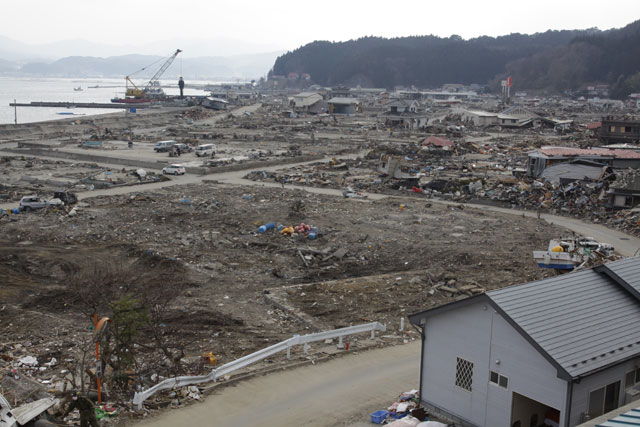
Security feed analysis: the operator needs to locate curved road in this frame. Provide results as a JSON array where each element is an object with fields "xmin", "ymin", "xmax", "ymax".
[
  {"xmin": 137, "ymin": 343, "xmax": 420, "ymax": 427},
  {"xmin": 3, "ymin": 158, "xmax": 638, "ymax": 256}
]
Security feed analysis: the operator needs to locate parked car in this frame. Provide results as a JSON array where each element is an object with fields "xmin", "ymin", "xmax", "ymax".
[
  {"xmin": 19, "ymin": 195, "xmax": 63, "ymax": 211},
  {"xmin": 162, "ymin": 164, "xmax": 186, "ymax": 175},
  {"xmin": 174, "ymin": 143, "xmax": 193, "ymax": 153},
  {"xmin": 154, "ymin": 140, "xmax": 177, "ymax": 152},
  {"xmin": 195, "ymin": 144, "xmax": 216, "ymax": 157}
]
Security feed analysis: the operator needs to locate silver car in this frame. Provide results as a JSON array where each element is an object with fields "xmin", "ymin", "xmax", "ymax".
[
  {"xmin": 19, "ymin": 196, "xmax": 63, "ymax": 211},
  {"xmin": 162, "ymin": 164, "xmax": 186, "ymax": 175}
]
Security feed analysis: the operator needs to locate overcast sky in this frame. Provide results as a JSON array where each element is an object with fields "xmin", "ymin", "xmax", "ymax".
[{"xmin": 3, "ymin": 0, "xmax": 639, "ymax": 53}]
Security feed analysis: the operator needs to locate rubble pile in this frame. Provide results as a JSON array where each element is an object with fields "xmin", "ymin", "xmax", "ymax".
[
  {"xmin": 3, "ymin": 93, "xmax": 639, "ymax": 424},
  {"xmin": 240, "ymin": 136, "xmax": 640, "ymax": 240},
  {"xmin": 244, "ymin": 158, "xmax": 377, "ymax": 188},
  {"xmin": 1, "ymin": 184, "xmax": 558, "ymax": 412},
  {"xmin": 178, "ymin": 108, "xmax": 214, "ymax": 121},
  {"xmin": 369, "ymin": 390, "xmax": 449, "ymax": 425}
]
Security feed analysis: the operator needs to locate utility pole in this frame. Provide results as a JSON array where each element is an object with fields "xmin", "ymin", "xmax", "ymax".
[{"xmin": 14, "ymin": 99, "xmax": 17, "ymax": 124}]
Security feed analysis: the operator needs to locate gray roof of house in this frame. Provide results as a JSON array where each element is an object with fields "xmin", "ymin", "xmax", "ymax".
[
  {"xmin": 409, "ymin": 257, "xmax": 640, "ymax": 379},
  {"xmin": 540, "ymin": 163, "xmax": 607, "ymax": 184},
  {"xmin": 328, "ymin": 97, "xmax": 360, "ymax": 104},
  {"xmin": 596, "ymin": 257, "xmax": 640, "ymax": 302}
]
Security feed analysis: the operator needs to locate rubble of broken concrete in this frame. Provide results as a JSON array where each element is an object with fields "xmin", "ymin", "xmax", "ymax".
[{"xmin": 1, "ymin": 91, "xmax": 639, "ymax": 424}]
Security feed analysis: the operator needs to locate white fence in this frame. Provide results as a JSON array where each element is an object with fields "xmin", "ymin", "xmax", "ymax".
[{"xmin": 132, "ymin": 321, "xmax": 386, "ymax": 408}]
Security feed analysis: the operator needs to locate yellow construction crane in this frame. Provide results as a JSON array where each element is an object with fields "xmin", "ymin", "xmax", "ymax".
[{"xmin": 125, "ymin": 49, "xmax": 182, "ymax": 99}]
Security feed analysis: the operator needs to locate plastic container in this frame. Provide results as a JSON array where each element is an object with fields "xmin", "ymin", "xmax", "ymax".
[
  {"xmin": 258, "ymin": 222, "xmax": 275, "ymax": 233},
  {"xmin": 390, "ymin": 412, "xmax": 408, "ymax": 419},
  {"xmin": 370, "ymin": 410, "xmax": 388, "ymax": 424},
  {"xmin": 307, "ymin": 232, "xmax": 317, "ymax": 240}
]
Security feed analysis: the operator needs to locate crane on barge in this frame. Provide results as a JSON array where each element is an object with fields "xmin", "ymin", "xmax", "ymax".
[{"xmin": 112, "ymin": 49, "xmax": 182, "ymax": 103}]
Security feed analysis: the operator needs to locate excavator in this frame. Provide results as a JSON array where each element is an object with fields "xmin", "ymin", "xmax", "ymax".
[{"xmin": 112, "ymin": 49, "xmax": 182, "ymax": 103}]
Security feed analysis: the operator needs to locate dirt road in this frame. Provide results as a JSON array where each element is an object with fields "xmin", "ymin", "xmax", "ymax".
[
  {"xmin": 216, "ymin": 178, "xmax": 640, "ymax": 256},
  {"xmin": 3, "ymin": 160, "xmax": 638, "ymax": 256},
  {"xmin": 136, "ymin": 342, "xmax": 420, "ymax": 427}
]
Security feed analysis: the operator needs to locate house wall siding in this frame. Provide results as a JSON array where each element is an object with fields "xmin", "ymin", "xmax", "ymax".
[
  {"xmin": 570, "ymin": 358, "xmax": 640, "ymax": 425},
  {"xmin": 421, "ymin": 301, "xmax": 567, "ymax": 427}
]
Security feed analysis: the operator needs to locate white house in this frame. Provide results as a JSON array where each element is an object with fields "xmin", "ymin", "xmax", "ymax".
[
  {"xmin": 290, "ymin": 92, "xmax": 324, "ymax": 113},
  {"xmin": 409, "ymin": 257, "xmax": 640, "ymax": 427},
  {"xmin": 384, "ymin": 99, "xmax": 420, "ymax": 114}
]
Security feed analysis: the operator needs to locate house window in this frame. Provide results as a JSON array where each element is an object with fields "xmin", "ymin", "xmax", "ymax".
[
  {"xmin": 489, "ymin": 370, "xmax": 509, "ymax": 389},
  {"xmin": 625, "ymin": 368, "xmax": 640, "ymax": 389},
  {"xmin": 455, "ymin": 357, "xmax": 473, "ymax": 391},
  {"xmin": 588, "ymin": 380, "xmax": 621, "ymax": 418}
]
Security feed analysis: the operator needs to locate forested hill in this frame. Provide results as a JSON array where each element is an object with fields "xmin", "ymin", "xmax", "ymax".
[
  {"xmin": 504, "ymin": 20, "xmax": 640, "ymax": 97},
  {"xmin": 270, "ymin": 21, "xmax": 640, "ymax": 95}
]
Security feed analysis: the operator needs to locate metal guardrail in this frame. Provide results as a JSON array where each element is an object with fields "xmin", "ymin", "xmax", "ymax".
[{"xmin": 132, "ymin": 322, "xmax": 386, "ymax": 408}]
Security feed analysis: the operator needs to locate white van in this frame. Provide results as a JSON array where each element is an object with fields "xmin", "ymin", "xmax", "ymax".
[
  {"xmin": 154, "ymin": 140, "xmax": 177, "ymax": 152},
  {"xmin": 195, "ymin": 144, "xmax": 216, "ymax": 157}
]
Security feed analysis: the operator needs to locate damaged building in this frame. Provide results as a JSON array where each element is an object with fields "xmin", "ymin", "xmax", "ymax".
[
  {"xmin": 290, "ymin": 92, "xmax": 327, "ymax": 114},
  {"xmin": 608, "ymin": 169, "xmax": 640, "ymax": 209},
  {"xmin": 598, "ymin": 116, "xmax": 640, "ymax": 144},
  {"xmin": 526, "ymin": 147, "xmax": 640, "ymax": 178},
  {"xmin": 328, "ymin": 97, "xmax": 361, "ymax": 115},
  {"xmin": 381, "ymin": 99, "xmax": 429, "ymax": 129}
]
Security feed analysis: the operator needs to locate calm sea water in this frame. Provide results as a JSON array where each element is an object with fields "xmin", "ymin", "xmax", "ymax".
[{"xmin": 0, "ymin": 77, "xmax": 211, "ymax": 125}]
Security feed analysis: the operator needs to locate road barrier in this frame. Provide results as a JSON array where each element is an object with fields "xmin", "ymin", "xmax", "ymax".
[{"xmin": 132, "ymin": 321, "xmax": 386, "ymax": 408}]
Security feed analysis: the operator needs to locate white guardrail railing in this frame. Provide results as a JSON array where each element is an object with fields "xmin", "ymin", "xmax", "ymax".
[{"xmin": 133, "ymin": 321, "xmax": 386, "ymax": 408}]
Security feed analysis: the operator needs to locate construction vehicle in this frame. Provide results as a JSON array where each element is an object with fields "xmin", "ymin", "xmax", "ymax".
[{"xmin": 112, "ymin": 49, "xmax": 182, "ymax": 103}]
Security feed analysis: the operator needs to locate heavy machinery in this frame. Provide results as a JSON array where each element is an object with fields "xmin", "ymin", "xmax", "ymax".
[{"xmin": 113, "ymin": 49, "xmax": 182, "ymax": 103}]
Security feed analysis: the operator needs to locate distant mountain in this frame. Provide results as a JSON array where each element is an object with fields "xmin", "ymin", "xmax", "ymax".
[
  {"xmin": 270, "ymin": 22, "xmax": 640, "ymax": 96},
  {"xmin": 0, "ymin": 35, "xmax": 285, "ymax": 60},
  {"xmin": 501, "ymin": 20, "xmax": 640, "ymax": 96},
  {"xmin": 270, "ymin": 30, "xmax": 592, "ymax": 88},
  {"xmin": 0, "ymin": 35, "xmax": 284, "ymax": 79},
  {"xmin": 0, "ymin": 58, "xmax": 19, "ymax": 73},
  {"xmin": 5, "ymin": 51, "xmax": 283, "ymax": 80},
  {"xmin": 0, "ymin": 36, "xmax": 123, "ymax": 61}
]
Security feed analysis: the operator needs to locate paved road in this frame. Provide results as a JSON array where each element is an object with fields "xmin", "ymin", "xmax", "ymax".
[{"xmin": 137, "ymin": 342, "xmax": 420, "ymax": 427}]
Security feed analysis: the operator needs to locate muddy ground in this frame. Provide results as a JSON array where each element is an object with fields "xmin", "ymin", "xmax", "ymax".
[
  {"xmin": 0, "ymin": 101, "xmax": 598, "ymax": 424},
  {"xmin": 0, "ymin": 181, "xmax": 561, "ymax": 411}
]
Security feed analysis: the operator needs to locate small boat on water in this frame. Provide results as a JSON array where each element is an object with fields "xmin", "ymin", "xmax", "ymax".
[
  {"xmin": 533, "ymin": 237, "xmax": 615, "ymax": 270},
  {"xmin": 74, "ymin": 86, "xmax": 83, "ymax": 91}
]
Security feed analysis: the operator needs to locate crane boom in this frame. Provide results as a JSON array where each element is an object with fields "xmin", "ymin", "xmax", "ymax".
[
  {"xmin": 143, "ymin": 49, "xmax": 182, "ymax": 92},
  {"xmin": 124, "ymin": 49, "xmax": 182, "ymax": 99}
]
